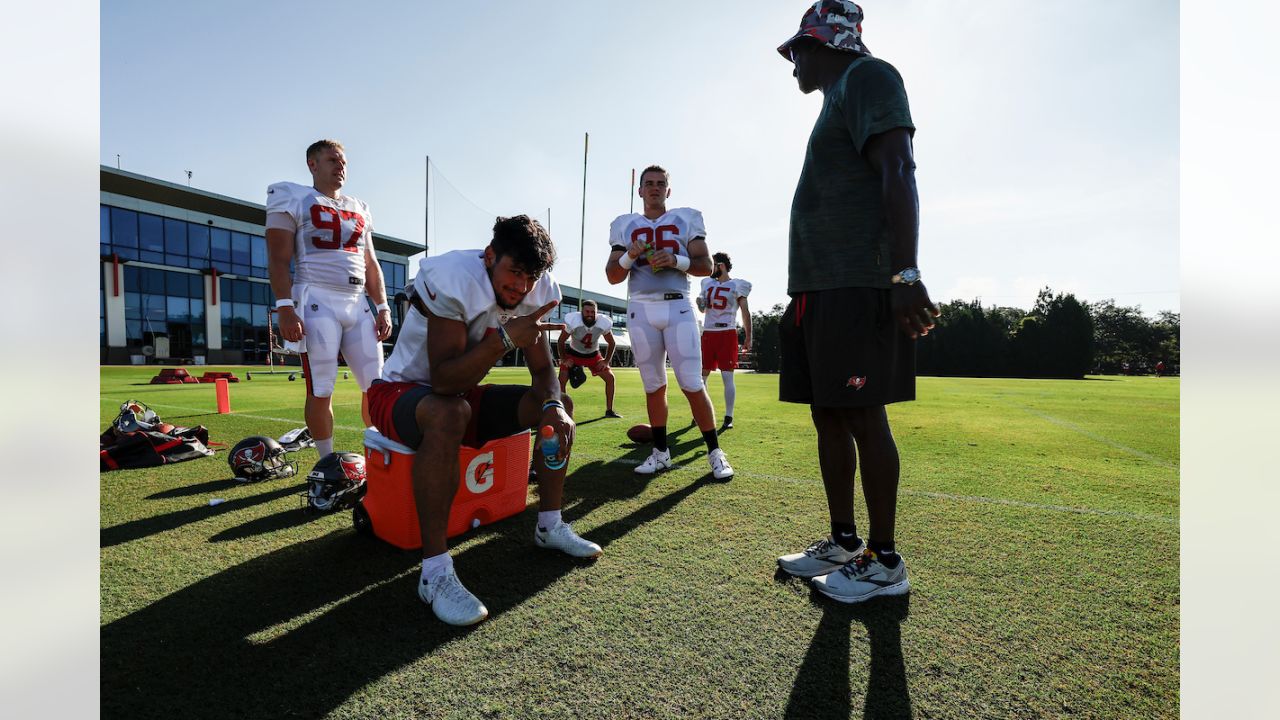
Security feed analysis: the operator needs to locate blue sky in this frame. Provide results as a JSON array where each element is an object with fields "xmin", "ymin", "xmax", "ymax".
[{"xmin": 101, "ymin": 0, "xmax": 1179, "ymax": 315}]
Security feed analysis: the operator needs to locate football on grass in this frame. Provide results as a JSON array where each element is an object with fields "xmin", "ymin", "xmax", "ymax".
[{"xmin": 626, "ymin": 424, "xmax": 653, "ymax": 444}]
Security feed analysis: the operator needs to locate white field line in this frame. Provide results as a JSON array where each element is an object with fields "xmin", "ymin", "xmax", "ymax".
[
  {"xmin": 103, "ymin": 396, "xmax": 1173, "ymax": 524},
  {"xmin": 101, "ymin": 397, "xmax": 366, "ymax": 432},
  {"xmin": 1004, "ymin": 402, "xmax": 1177, "ymax": 470},
  {"xmin": 573, "ymin": 453, "xmax": 1176, "ymax": 525}
]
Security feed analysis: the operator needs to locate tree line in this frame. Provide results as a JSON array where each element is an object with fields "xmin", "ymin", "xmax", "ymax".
[{"xmin": 748, "ymin": 288, "xmax": 1178, "ymax": 379}]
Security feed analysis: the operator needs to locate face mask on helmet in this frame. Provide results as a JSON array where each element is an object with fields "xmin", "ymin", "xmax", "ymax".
[
  {"xmin": 303, "ymin": 451, "xmax": 367, "ymax": 513},
  {"xmin": 228, "ymin": 435, "xmax": 298, "ymax": 482}
]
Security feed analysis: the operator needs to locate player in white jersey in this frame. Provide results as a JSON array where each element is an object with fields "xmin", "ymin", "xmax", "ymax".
[
  {"xmin": 557, "ymin": 300, "xmax": 622, "ymax": 418},
  {"xmin": 371, "ymin": 215, "xmax": 601, "ymax": 627},
  {"xmin": 697, "ymin": 252, "xmax": 753, "ymax": 431},
  {"xmin": 266, "ymin": 139, "xmax": 391, "ymax": 460},
  {"xmin": 605, "ymin": 165, "xmax": 734, "ymax": 480}
]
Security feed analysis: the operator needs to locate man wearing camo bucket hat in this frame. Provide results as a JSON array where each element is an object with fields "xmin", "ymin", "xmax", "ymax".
[{"xmin": 773, "ymin": 1, "xmax": 941, "ymax": 605}]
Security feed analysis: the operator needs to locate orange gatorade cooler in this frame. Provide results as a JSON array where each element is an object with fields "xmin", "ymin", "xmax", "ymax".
[{"xmin": 358, "ymin": 428, "xmax": 532, "ymax": 550}]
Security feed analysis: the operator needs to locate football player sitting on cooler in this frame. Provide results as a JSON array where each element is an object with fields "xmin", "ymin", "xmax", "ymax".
[
  {"xmin": 370, "ymin": 215, "xmax": 601, "ymax": 627},
  {"xmin": 696, "ymin": 252, "xmax": 752, "ymax": 431},
  {"xmin": 266, "ymin": 139, "xmax": 393, "ymax": 460},
  {"xmin": 557, "ymin": 299, "xmax": 621, "ymax": 418},
  {"xmin": 605, "ymin": 165, "xmax": 734, "ymax": 480}
]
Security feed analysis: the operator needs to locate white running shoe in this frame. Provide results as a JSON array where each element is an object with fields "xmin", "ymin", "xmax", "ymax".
[
  {"xmin": 535, "ymin": 520, "xmax": 603, "ymax": 558},
  {"xmin": 812, "ymin": 550, "xmax": 910, "ymax": 604},
  {"xmin": 777, "ymin": 537, "xmax": 865, "ymax": 578},
  {"xmin": 708, "ymin": 448, "xmax": 734, "ymax": 480},
  {"xmin": 418, "ymin": 568, "xmax": 488, "ymax": 626},
  {"xmin": 634, "ymin": 448, "xmax": 672, "ymax": 475}
]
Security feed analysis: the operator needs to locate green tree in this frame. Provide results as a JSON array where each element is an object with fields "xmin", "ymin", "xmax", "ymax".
[
  {"xmin": 750, "ymin": 303, "xmax": 785, "ymax": 373},
  {"xmin": 1011, "ymin": 288, "xmax": 1094, "ymax": 378}
]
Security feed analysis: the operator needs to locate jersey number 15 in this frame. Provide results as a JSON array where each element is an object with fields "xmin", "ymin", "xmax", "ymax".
[{"xmin": 705, "ymin": 286, "xmax": 732, "ymax": 311}]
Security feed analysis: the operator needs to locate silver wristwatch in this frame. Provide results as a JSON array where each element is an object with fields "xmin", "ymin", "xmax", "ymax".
[{"xmin": 891, "ymin": 267, "xmax": 921, "ymax": 285}]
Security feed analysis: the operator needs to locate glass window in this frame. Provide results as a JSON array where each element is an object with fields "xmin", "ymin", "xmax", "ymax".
[
  {"xmin": 140, "ymin": 250, "xmax": 165, "ymax": 264},
  {"xmin": 139, "ymin": 213, "xmax": 164, "ymax": 252},
  {"xmin": 190, "ymin": 301, "xmax": 204, "ymax": 323},
  {"xmin": 190, "ymin": 274, "xmax": 204, "ymax": 299},
  {"xmin": 164, "ymin": 218, "xmax": 187, "ymax": 256},
  {"xmin": 251, "ymin": 282, "xmax": 269, "ymax": 305},
  {"xmin": 252, "ymin": 304, "xmax": 268, "ymax": 327},
  {"xmin": 100, "ymin": 206, "xmax": 110, "ymax": 246},
  {"xmin": 143, "ymin": 268, "xmax": 165, "ymax": 295},
  {"xmin": 211, "ymin": 228, "xmax": 231, "ymax": 262},
  {"xmin": 188, "ymin": 224, "xmax": 210, "ymax": 262},
  {"xmin": 166, "ymin": 272, "xmax": 189, "ymax": 297},
  {"xmin": 232, "ymin": 279, "xmax": 250, "ymax": 304},
  {"xmin": 251, "ymin": 266, "xmax": 268, "ymax": 279},
  {"xmin": 213, "ymin": 260, "xmax": 232, "ymax": 274},
  {"xmin": 123, "ymin": 265, "xmax": 140, "ymax": 291},
  {"xmin": 124, "ymin": 292, "xmax": 141, "ymax": 320},
  {"xmin": 232, "ymin": 264, "xmax": 251, "ymax": 277},
  {"xmin": 221, "ymin": 299, "xmax": 231, "ymax": 321},
  {"xmin": 231, "ymin": 232, "xmax": 251, "ymax": 266},
  {"xmin": 145, "ymin": 294, "xmax": 166, "ymax": 322},
  {"xmin": 126, "ymin": 320, "xmax": 143, "ymax": 343},
  {"xmin": 251, "ymin": 235, "xmax": 267, "ymax": 268},
  {"xmin": 111, "ymin": 208, "xmax": 138, "ymax": 248},
  {"xmin": 232, "ymin": 302, "xmax": 251, "ymax": 326},
  {"xmin": 167, "ymin": 296, "xmax": 190, "ymax": 322}
]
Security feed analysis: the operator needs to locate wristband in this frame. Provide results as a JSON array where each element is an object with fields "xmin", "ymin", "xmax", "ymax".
[
  {"xmin": 496, "ymin": 323, "xmax": 516, "ymax": 352},
  {"xmin": 275, "ymin": 299, "xmax": 295, "ymax": 309},
  {"xmin": 542, "ymin": 400, "xmax": 565, "ymax": 413},
  {"xmin": 375, "ymin": 302, "xmax": 390, "ymax": 313},
  {"xmin": 674, "ymin": 255, "xmax": 691, "ymax": 272},
  {"xmin": 618, "ymin": 252, "xmax": 636, "ymax": 270}
]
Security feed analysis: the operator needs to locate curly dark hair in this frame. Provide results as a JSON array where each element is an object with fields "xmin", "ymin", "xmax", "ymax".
[
  {"xmin": 490, "ymin": 215, "xmax": 556, "ymax": 277},
  {"xmin": 712, "ymin": 252, "xmax": 732, "ymax": 271}
]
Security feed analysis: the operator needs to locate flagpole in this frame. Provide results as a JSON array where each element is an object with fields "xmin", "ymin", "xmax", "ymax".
[{"xmin": 578, "ymin": 132, "xmax": 588, "ymax": 307}]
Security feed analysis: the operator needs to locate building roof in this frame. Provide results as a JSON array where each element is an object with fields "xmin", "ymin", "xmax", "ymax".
[{"xmin": 100, "ymin": 166, "xmax": 424, "ymax": 258}]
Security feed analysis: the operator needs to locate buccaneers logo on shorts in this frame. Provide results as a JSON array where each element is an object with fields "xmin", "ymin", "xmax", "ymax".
[{"xmin": 846, "ymin": 375, "xmax": 867, "ymax": 390}]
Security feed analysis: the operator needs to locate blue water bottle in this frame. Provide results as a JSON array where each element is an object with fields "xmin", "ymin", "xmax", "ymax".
[{"xmin": 540, "ymin": 425, "xmax": 566, "ymax": 470}]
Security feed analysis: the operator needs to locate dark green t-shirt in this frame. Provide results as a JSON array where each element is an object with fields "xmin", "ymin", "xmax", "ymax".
[{"xmin": 788, "ymin": 56, "xmax": 914, "ymax": 293}]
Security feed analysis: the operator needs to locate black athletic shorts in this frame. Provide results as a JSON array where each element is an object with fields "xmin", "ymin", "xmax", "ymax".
[
  {"xmin": 371, "ymin": 380, "xmax": 531, "ymax": 449},
  {"xmin": 779, "ymin": 287, "xmax": 915, "ymax": 407}
]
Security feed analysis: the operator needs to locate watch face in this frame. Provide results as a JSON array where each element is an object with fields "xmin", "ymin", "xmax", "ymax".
[{"xmin": 900, "ymin": 268, "xmax": 920, "ymax": 284}]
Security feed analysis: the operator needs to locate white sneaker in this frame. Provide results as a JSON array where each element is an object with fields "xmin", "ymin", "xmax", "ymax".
[
  {"xmin": 418, "ymin": 568, "xmax": 488, "ymax": 626},
  {"xmin": 777, "ymin": 537, "xmax": 865, "ymax": 578},
  {"xmin": 812, "ymin": 550, "xmax": 910, "ymax": 604},
  {"xmin": 535, "ymin": 520, "xmax": 603, "ymax": 558},
  {"xmin": 707, "ymin": 448, "xmax": 734, "ymax": 480},
  {"xmin": 634, "ymin": 448, "xmax": 672, "ymax": 475}
]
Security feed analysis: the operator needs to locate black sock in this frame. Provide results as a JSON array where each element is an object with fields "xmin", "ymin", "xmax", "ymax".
[
  {"xmin": 653, "ymin": 425, "xmax": 668, "ymax": 452},
  {"xmin": 868, "ymin": 539, "xmax": 899, "ymax": 567},
  {"xmin": 831, "ymin": 521, "xmax": 861, "ymax": 551},
  {"xmin": 702, "ymin": 429, "xmax": 719, "ymax": 452}
]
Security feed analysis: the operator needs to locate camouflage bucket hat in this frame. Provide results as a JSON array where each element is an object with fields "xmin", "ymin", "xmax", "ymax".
[{"xmin": 777, "ymin": 0, "xmax": 872, "ymax": 61}]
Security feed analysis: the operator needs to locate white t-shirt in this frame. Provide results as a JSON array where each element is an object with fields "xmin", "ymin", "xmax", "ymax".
[
  {"xmin": 266, "ymin": 181, "xmax": 372, "ymax": 295},
  {"xmin": 700, "ymin": 278, "xmax": 752, "ymax": 330},
  {"xmin": 562, "ymin": 311, "xmax": 613, "ymax": 355},
  {"xmin": 381, "ymin": 249, "xmax": 562, "ymax": 384},
  {"xmin": 607, "ymin": 207, "xmax": 705, "ymax": 300}
]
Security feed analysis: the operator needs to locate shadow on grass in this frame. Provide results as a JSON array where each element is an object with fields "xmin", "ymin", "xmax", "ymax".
[
  {"xmin": 208, "ymin": 505, "xmax": 326, "ymax": 542},
  {"xmin": 146, "ymin": 478, "xmax": 245, "ymax": 500},
  {"xmin": 101, "ymin": 484, "xmax": 304, "ymax": 548},
  {"xmin": 102, "ymin": 464, "xmax": 715, "ymax": 719},
  {"xmin": 782, "ymin": 592, "xmax": 912, "ymax": 720}
]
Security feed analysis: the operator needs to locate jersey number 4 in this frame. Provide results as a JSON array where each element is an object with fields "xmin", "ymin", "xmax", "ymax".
[
  {"xmin": 705, "ymin": 286, "xmax": 732, "ymax": 311},
  {"xmin": 310, "ymin": 205, "xmax": 364, "ymax": 253},
  {"xmin": 630, "ymin": 225, "xmax": 680, "ymax": 255}
]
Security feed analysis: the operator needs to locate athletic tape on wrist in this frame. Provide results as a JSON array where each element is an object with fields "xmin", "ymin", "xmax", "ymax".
[
  {"xmin": 618, "ymin": 253, "xmax": 636, "ymax": 270},
  {"xmin": 675, "ymin": 255, "xmax": 691, "ymax": 272},
  {"xmin": 375, "ymin": 302, "xmax": 390, "ymax": 313},
  {"xmin": 275, "ymin": 299, "xmax": 295, "ymax": 309}
]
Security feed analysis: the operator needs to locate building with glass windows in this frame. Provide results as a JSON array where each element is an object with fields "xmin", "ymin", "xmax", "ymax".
[
  {"xmin": 100, "ymin": 166, "xmax": 421, "ymax": 365},
  {"xmin": 100, "ymin": 166, "xmax": 633, "ymax": 366}
]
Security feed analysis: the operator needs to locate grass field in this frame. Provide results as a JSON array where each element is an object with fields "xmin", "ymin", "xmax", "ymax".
[{"xmin": 100, "ymin": 366, "xmax": 1178, "ymax": 719}]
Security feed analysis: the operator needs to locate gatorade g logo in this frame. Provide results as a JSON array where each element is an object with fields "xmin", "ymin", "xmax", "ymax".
[{"xmin": 465, "ymin": 452, "xmax": 495, "ymax": 494}]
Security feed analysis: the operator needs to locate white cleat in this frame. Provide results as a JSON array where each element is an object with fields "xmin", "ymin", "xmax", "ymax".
[
  {"xmin": 777, "ymin": 537, "xmax": 865, "ymax": 578},
  {"xmin": 535, "ymin": 520, "xmax": 603, "ymax": 558},
  {"xmin": 418, "ymin": 568, "xmax": 488, "ymax": 626},
  {"xmin": 634, "ymin": 448, "xmax": 673, "ymax": 475},
  {"xmin": 708, "ymin": 448, "xmax": 734, "ymax": 480}
]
